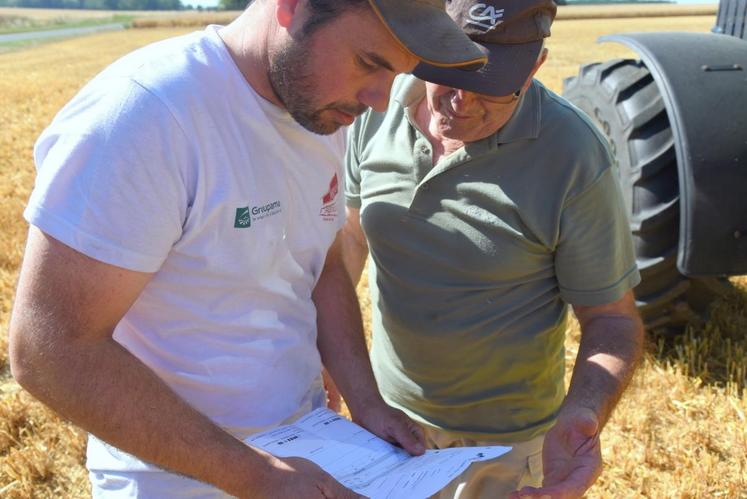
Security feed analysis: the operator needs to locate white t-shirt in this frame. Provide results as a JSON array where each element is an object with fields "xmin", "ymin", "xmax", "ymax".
[{"xmin": 25, "ymin": 26, "xmax": 346, "ymax": 472}]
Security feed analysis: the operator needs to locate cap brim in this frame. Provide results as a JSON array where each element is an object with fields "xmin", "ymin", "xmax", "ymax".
[
  {"xmin": 368, "ymin": 0, "xmax": 487, "ymax": 70},
  {"xmin": 413, "ymin": 40, "xmax": 542, "ymax": 96}
]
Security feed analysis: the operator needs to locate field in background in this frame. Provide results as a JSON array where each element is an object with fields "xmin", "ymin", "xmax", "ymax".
[
  {"xmin": 556, "ymin": 3, "xmax": 717, "ymax": 19},
  {"xmin": 0, "ymin": 6, "xmax": 237, "ymax": 21},
  {"xmin": 0, "ymin": 2, "xmax": 720, "ymax": 32},
  {"xmin": 1, "ymin": 8, "xmax": 745, "ymax": 498},
  {"xmin": 0, "ymin": 7, "xmax": 239, "ymax": 34}
]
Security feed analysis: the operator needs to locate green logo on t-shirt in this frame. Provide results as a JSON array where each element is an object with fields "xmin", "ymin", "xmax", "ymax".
[{"xmin": 234, "ymin": 207, "xmax": 251, "ymax": 228}]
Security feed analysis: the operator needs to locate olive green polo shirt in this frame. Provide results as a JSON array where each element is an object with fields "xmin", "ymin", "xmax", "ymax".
[{"xmin": 345, "ymin": 75, "xmax": 640, "ymax": 442}]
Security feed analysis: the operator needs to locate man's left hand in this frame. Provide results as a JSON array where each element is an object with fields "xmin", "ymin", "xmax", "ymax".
[
  {"xmin": 352, "ymin": 403, "xmax": 426, "ymax": 456},
  {"xmin": 510, "ymin": 407, "xmax": 602, "ymax": 499}
]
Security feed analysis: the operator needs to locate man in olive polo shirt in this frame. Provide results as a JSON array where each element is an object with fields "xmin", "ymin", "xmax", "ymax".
[{"xmin": 341, "ymin": 1, "xmax": 645, "ymax": 498}]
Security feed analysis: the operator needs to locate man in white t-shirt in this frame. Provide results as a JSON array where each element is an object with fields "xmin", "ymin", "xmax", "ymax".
[{"xmin": 8, "ymin": 1, "xmax": 487, "ymax": 497}]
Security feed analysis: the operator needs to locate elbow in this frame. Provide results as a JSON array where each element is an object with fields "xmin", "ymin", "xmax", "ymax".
[
  {"xmin": 8, "ymin": 318, "xmax": 49, "ymax": 396},
  {"xmin": 9, "ymin": 326, "xmax": 34, "ymax": 390}
]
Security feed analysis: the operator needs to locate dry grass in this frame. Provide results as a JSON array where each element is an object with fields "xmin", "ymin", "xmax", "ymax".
[
  {"xmin": 0, "ymin": 388, "xmax": 88, "ymax": 498},
  {"xmin": 1, "ymin": 11, "xmax": 746, "ymax": 498},
  {"xmin": 537, "ymin": 14, "xmax": 721, "ymax": 92},
  {"xmin": 556, "ymin": 3, "xmax": 718, "ymax": 20},
  {"xmin": 0, "ymin": 7, "xmax": 238, "ymax": 21},
  {"xmin": 0, "ymin": 7, "xmax": 125, "ymax": 20},
  {"xmin": 130, "ymin": 12, "xmax": 240, "ymax": 28}
]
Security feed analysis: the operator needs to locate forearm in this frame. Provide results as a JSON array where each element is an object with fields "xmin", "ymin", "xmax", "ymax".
[
  {"xmin": 11, "ymin": 333, "xmax": 272, "ymax": 497},
  {"xmin": 314, "ymin": 239, "xmax": 383, "ymax": 416},
  {"xmin": 563, "ymin": 312, "xmax": 644, "ymax": 427},
  {"xmin": 341, "ymin": 207, "xmax": 368, "ymax": 285}
]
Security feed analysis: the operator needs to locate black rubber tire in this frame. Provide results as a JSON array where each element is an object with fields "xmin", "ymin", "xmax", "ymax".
[{"xmin": 562, "ymin": 59, "xmax": 731, "ymax": 331}]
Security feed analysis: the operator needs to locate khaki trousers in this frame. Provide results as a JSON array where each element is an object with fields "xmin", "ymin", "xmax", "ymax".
[{"xmin": 425, "ymin": 426, "xmax": 545, "ymax": 499}]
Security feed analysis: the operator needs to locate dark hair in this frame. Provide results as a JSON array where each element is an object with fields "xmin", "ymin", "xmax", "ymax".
[{"xmin": 302, "ymin": 0, "xmax": 370, "ymax": 37}]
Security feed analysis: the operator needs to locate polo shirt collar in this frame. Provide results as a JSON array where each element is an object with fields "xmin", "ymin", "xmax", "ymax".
[
  {"xmin": 495, "ymin": 82, "xmax": 542, "ymax": 145},
  {"xmin": 393, "ymin": 74, "xmax": 542, "ymax": 147},
  {"xmin": 394, "ymin": 74, "xmax": 425, "ymax": 111}
]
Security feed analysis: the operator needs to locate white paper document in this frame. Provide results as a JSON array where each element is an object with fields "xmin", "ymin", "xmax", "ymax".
[{"xmin": 246, "ymin": 408, "xmax": 511, "ymax": 499}]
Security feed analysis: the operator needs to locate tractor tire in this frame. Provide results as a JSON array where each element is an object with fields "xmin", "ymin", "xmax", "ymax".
[{"xmin": 562, "ymin": 59, "xmax": 731, "ymax": 331}]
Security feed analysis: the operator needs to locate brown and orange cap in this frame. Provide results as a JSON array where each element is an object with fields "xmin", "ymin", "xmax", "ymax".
[{"xmin": 367, "ymin": 0, "xmax": 488, "ymax": 70}]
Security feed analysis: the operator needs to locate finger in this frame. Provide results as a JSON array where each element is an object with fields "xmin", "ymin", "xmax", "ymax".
[
  {"xmin": 318, "ymin": 477, "xmax": 348, "ymax": 499},
  {"xmin": 408, "ymin": 420, "xmax": 426, "ymax": 453},
  {"xmin": 543, "ymin": 459, "xmax": 599, "ymax": 489},
  {"xmin": 389, "ymin": 417, "xmax": 425, "ymax": 455},
  {"xmin": 513, "ymin": 486, "xmax": 553, "ymax": 499},
  {"xmin": 322, "ymin": 478, "xmax": 364, "ymax": 499},
  {"xmin": 531, "ymin": 471, "xmax": 593, "ymax": 498},
  {"xmin": 515, "ymin": 484, "xmax": 566, "ymax": 499},
  {"xmin": 573, "ymin": 434, "xmax": 599, "ymax": 456}
]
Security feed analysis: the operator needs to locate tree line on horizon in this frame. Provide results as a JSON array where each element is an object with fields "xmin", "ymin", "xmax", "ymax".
[{"xmin": 0, "ymin": 0, "xmax": 185, "ymax": 9}]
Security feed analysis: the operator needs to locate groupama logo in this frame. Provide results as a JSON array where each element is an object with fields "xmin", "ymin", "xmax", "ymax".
[
  {"xmin": 234, "ymin": 207, "xmax": 251, "ymax": 228},
  {"xmin": 234, "ymin": 201, "xmax": 282, "ymax": 228}
]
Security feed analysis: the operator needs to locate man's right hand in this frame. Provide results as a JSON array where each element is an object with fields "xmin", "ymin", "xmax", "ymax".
[
  {"xmin": 257, "ymin": 456, "xmax": 364, "ymax": 499},
  {"xmin": 9, "ymin": 228, "xmax": 359, "ymax": 499}
]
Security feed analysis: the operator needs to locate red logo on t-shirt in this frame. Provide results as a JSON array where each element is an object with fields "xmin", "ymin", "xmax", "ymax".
[
  {"xmin": 322, "ymin": 174, "xmax": 339, "ymax": 205},
  {"xmin": 320, "ymin": 173, "xmax": 339, "ymax": 221}
]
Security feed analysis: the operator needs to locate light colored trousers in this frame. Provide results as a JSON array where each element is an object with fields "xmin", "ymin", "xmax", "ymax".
[
  {"xmin": 425, "ymin": 426, "xmax": 545, "ymax": 499},
  {"xmin": 90, "ymin": 470, "xmax": 230, "ymax": 498}
]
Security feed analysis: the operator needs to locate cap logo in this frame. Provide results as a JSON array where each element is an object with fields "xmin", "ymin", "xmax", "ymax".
[{"xmin": 467, "ymin": 3, "xmax": 504, "ymax": 32}]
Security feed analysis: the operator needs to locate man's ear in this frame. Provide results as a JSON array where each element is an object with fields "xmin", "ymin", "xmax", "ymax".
[
  {"xmin": 536, "ymin": 47, "xmax": 549, "ymax": 70},
  {"xmin": 276, "ymin": 0, "xmax": 302, "ymax": 29}
]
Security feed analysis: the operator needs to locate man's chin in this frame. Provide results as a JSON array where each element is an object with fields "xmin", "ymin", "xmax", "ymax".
[
  {"xmin": 290, "ymin": 112, "xmax": 342, "ymax": 136},
  {"xmin": 309, "ymin": 121, "xmax": 343, "ymax": 135}
]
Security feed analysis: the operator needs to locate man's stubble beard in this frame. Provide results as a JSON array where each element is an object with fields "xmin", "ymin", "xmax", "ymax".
[{"xmin": 268, "ymin": 38, "xmax": 366, "ymax": 135}]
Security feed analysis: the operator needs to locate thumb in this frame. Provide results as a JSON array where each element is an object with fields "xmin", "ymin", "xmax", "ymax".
[
  {"xmin": 336, "ymin": 483, "xmax": 365, "ymax": 499},
  {"xmin": 319, "ymin": 476, "xmax": 360, "ymax": 499},
  {"xmin": 570, "ymin": 407, "xmax": 600, "ymax": 437},
  {"xmin": 569, "ymin": 409, "xmax": 600, "ymax": 455},
  {"xmin": 391, "ymin": 417, "xmax": 426, "ymax": 455}
]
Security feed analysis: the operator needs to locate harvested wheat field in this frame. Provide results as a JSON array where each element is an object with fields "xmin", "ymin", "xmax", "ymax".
[
  {"xmin": 0, "ymin": 6, "xmax": 240, "ymax": 23},
  {"xmin": 1, "ymin": 6, "xmax": 746, "ymax": 498},
  {"xmin": 0, "ymin": 7, "xmax": 240, "ymax": 35}
]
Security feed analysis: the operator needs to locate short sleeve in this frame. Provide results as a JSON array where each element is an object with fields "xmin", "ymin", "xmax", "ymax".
[
  {"xmin": 555, "ymin": 167, "xmax": 641, "ymax": 306},
  {"xmin": 344, "ymin": 117, "xmax": 364, "ymax": 209},
  {"xmin": 25, "ymin": 79, "xmax": 193, "ymax": 273}
]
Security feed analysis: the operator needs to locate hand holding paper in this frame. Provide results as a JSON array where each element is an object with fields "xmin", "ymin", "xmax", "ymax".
[
  {"xmin": 259, "ymin": 455, "xmax": 364, "ymax": 499},
  {"xmin": 247, "ymin": 408, "xmax": 511, "ymax": 499},
  {"xmin": 351, "ymin": 403, "xmax": 426, "ymax": 456}
]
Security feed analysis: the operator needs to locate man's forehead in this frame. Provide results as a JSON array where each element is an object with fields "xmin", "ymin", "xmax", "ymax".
[{"xmin": 337, "ymin": 7, "xmax": 419, "ymax": 70}]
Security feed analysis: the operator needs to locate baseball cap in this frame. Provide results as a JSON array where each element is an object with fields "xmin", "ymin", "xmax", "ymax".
[
  {"xmin": 412, "ymin": 0, "xmax": 557, "ymax": 96},
  {"xmin": 367, "ymin": 0, "xmax": 488, "ymax": 70}
]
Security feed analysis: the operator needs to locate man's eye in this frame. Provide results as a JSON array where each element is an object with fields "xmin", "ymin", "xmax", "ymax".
[{"xmin": 356, "ymin": 56, "xmax": 377, "ymax": 72}]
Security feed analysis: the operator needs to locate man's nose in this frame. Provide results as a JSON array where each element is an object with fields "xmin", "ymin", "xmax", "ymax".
[
  {"xmin": 357, "ymin": 73, "xmax": 394, "ymax": 113},
  {"xmin": 450, "ymin": 89, "xmax": 474, "ymax": 113}
]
